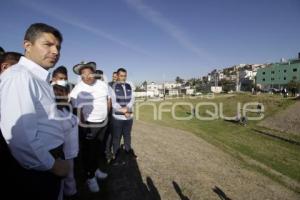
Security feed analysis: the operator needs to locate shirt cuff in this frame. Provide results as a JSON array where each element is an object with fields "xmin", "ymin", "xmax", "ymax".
[{"xmin": 30, "ymin": 154, "xmax": 55, "ymax": 171}]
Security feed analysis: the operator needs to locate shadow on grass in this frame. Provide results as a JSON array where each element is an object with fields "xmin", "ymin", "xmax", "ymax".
[
  {"xmin": 212, "ymin": 186, "xmax": 232, "ymax": 200},
  {"xmin": 172, "ymin": 181, "xmax": 190, "ymax": 200},
  {"xmin": 75, "ymin": 148, "xmax": 161, "ymax": 200}
]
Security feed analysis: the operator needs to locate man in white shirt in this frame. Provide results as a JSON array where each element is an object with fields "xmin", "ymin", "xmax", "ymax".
[
  {"xmin": 0, "ymin": 23, "xmax": 69, "ymax": 200},
  {"xmin": 70, "ymin": 62, "xmax": 109, "ymax": 193}
]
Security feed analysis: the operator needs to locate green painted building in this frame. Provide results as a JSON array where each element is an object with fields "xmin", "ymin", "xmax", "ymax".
[{"xmin": 256, "ymin": 57, "xmax": 300, "ymax": 88}]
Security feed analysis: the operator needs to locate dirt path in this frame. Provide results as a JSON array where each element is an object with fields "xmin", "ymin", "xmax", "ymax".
[{"xmin": 119, "ymin": 120, "xmax": 299, "ymax": 200}]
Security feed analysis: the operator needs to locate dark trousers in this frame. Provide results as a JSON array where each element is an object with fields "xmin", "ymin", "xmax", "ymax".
[
  {"xmin": 112, "ymin": 118, "xmax": 133, "ymax": 155},
  {"xmin": 80, "ymin": 121, "xmax": 107, "ymax": 179},
  {"xmin": 0, "ymin": 130, "xmax": 62, "ymax": 200},
  {"xmin": 104, "ymin": 114, "xmax": 113, "ymax": 156}
]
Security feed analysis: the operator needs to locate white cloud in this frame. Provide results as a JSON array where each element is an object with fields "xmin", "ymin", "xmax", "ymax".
[{"xmin": 19, "ymin": 0, "xmax": 149, "ymax": 55}]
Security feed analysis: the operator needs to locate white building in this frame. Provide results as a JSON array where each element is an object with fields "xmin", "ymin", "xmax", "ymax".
[
  {"xmin": 211, "ymin": 86, "xmax": 222, "ymax": 93},
  {"xmin": 164, "ymin": 82, "xmax": 181, "ymax": 89},
  {"xmin": 239, "ymin": 69, "xmax": 257, "ymax": 80},
  {"xmin": 138, "ymin": 81, "xmax": 167, "ymax": 97},
  {"xmin": 168, "ymin": 88, "xmax": 179, "ymax": 96},
  {"xmin": 186, "ymin": 88, "xmax": 195, "ymax": 95}
]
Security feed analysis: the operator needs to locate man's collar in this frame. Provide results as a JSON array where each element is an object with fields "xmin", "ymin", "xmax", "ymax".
[{"xmin": 19, "ymin": 56, "xmax": 51, "ymax": 82}]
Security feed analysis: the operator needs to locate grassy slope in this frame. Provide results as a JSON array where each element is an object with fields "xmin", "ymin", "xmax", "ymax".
[{"xmin": 135, "ymin": 93, "xmax": 300, "ymax": 192}]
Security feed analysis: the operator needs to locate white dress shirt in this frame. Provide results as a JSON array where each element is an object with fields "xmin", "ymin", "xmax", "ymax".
[
  {"xmin": 69, "ymin": 80, "xmax": 108, "ymax": 123},
  {"xmin": 0, "ymin": 56, "xmax": 65, "ymax": 171}
]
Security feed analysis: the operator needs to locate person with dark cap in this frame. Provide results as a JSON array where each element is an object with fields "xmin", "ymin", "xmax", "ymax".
[
  {"xmin": 0, "ymin": 51, "xmax": 22, "ymax": 74},
  {"xmin": 0, "ymin": 23, "xmax": 69, "ymax": 200},
  {"xmin": 69, "ymin": 61, "xmax": 109, "ymax": 193},
  {"xmin": 52, "ymin": 84, "xmax": 79, "ymax": 199}
]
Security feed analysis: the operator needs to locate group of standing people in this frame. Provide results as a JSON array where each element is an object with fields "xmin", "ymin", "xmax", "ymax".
[{"xmin": 0, "ymin": 23, "xmax": 136, "ymax": 200}]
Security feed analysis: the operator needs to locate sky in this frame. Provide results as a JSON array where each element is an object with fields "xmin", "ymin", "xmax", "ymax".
[{"xmin": 1, "ymin": 0, "xmax": 300, "ymax": 84}]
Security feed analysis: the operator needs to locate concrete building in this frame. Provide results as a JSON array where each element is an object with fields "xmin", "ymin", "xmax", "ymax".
[{"xmin": 256, "ymin": 55, "xmax": 300, "ymax": 89}]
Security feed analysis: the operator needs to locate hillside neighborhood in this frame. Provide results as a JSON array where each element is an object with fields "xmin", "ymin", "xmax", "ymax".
[{"xmin": 135, "ymin": 53, "xmax": 300, "ymax": 98}]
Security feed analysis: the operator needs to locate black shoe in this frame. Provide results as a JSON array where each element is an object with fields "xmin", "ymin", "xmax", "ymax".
[
  {"xmin": 126, "ymin": 149, "xmax": 138, "ymax": 159},
  {"xmin": 111, "ymin": 158, "xmax": 126, "ymax": 166},
  {"xmin": 111, "ymin": 157, "xmax": 120, "ymax": 166},
  {"xmin": 111, "ymin": 151, "xmax": 125, "ymax": 166}
]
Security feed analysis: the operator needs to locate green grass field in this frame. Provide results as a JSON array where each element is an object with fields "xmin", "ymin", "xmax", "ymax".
[{"xmin": 134, "ymin": 93, "xmax": 300, "ymax": 192}]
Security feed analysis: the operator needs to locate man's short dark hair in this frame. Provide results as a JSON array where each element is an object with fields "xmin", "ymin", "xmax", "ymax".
[
  {"xmin": 52, "ymin": 66, "xmax": 68, "ymax": 78},
  {"xmin": 24, "ymin": 23, "xmax": 63, "ymax": 44},
  {"xmin": 117, "ymin": 68, "xmax": 127, "ymax": 74},
  {"xmin": 0, "ymin": 52, "xmax": 22, "ymax": 65},
  {"xmin": 113, "ymin": 71, "xmax": 117, "ymax": 75},
  {"xmin": 0, "ymin": 46, "xmax": 5, "ymax": 57}
]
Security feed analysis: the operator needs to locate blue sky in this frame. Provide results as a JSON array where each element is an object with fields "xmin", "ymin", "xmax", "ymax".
[{"xmin": 1, "ymin": 0, "xmax": 300, "ymax": 84}]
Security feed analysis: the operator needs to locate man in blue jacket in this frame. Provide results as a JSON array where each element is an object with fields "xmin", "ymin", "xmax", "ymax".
[{"xmin": 110, "ymin": 68, "xmax": 137, "ymax": 165}]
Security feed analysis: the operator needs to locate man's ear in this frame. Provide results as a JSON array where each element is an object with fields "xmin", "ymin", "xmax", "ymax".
[
  {"xmin": 23, "ymin": 40, "xmax": 32, "ymax": 53},
  {"xmin": 0, "ymin": 63, "xmax": 8, "ymax": 73}
]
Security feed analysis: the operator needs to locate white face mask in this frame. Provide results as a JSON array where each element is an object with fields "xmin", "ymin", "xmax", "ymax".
[{"xmin": 56, "ymin": 80, "xmax": 68, "ymax": 87}]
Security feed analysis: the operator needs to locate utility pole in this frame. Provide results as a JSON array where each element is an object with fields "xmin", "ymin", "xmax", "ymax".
[
  {"xmin": 236, "ymin": 70, "xmax": 240, "ymax": 92},
  {"xmin": 145, "ymin": 81, "xmax": 148, "ymax": 101}
]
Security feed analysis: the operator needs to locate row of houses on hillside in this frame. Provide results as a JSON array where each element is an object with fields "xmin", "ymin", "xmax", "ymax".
[{"xmin": 134, "ymin": 53, "xmax": 300, "ymax": 96}]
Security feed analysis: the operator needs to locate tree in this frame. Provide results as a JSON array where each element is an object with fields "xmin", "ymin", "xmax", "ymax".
[
  {"xmin": 142, "ymin": 81, "xmax": 147, "ymax": 89},
  {"xmin": 135, "ymin": 86, "xmax": 145, "ymax": 92},
  {"xmin": 175, "ymin": 76, "xmax": 184, "ymax": 84},
  {"xmin": 187, "ymin": 78, "xmax": 197, "ymax": 87},
  {"xmin": 287, "ymin": 80, "xmax": 300, "ymax": 96}
]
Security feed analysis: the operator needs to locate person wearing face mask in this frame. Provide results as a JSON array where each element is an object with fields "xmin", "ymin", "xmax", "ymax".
[
  {"xmin": 51, "ymin": 65, "xmax": 68, "ymax": 87},
  {"xmin": 53, "ymin": 84, "xmax": 79, "ymax": 200}
]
